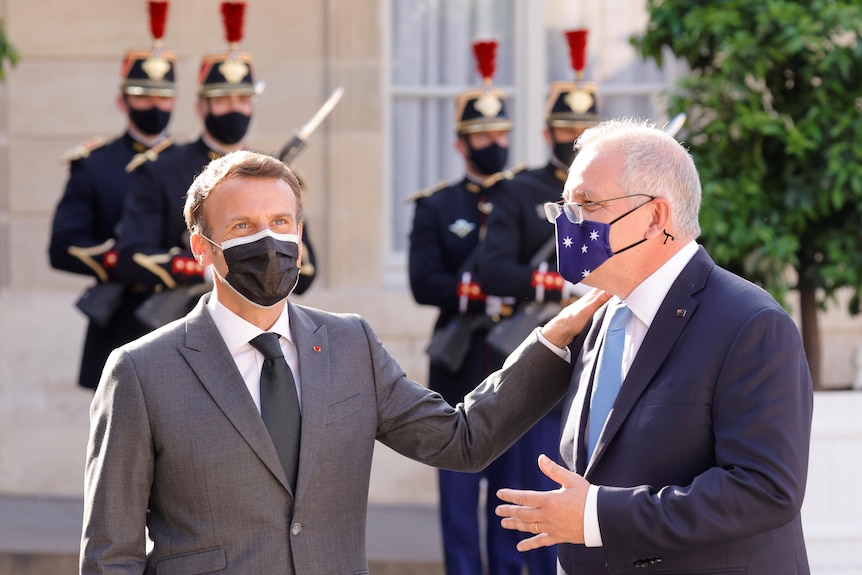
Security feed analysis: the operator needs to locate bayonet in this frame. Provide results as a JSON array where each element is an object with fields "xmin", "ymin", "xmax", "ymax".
[{"xmin": 278, "ymin": 86, "xmax": 345, "ymax": 164}]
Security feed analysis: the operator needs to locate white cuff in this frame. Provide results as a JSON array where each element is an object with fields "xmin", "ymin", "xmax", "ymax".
[
  {"xmin": 536, "ymin": 328, "xmax": 571, "ymax": 363},
  {"xmin": 584, "ymin": 484, "xmax": 603, "ymax": 547}
]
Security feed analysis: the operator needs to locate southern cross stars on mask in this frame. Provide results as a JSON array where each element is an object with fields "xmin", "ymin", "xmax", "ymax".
[
  {"xmin": 546, "ymin": 194, "xmax": 655, "ymax": 284},
  {"xmin": 555, "ymin": 215, "xmax": 614, "ymax": 283}
]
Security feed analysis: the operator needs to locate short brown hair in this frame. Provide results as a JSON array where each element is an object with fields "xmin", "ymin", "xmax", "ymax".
[{"xmin": 183, "ymin": 150, "xmax": 304, "ymax": 237}]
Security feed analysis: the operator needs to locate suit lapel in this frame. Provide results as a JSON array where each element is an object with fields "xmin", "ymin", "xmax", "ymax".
[
  {"xmin": 178, "ymin": 295, "xmax": 290, "ymax": 491},
  {"xmin": 585, "ymin": 248, "xmax": 713, "ymax": 476},
  {"xmin": 289, "ymin": 304, "xmax": 330, "ymax": 499}
]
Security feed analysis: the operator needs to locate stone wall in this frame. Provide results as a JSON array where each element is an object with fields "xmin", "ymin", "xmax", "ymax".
[{"xmin": 1, "ymin": 0, "xmax": 861, "ymax": 519}]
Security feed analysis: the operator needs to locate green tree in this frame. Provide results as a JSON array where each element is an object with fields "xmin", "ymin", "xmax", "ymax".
[
  {"xmin": 632, "ymin": 0, "xmax": 862, "ymax": 390},
  {"xmin": 0, "ymin": 18, "xmax": 19, "ymax": 81}
]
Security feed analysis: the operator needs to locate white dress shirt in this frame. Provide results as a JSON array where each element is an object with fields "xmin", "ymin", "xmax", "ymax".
[{"xmin": 206, "ymin": 295, "xmax": 302, "ymax": 413}]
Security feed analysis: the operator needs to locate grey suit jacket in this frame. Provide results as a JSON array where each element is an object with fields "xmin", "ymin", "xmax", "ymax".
[
  {"xmin": 557, "ymin": 248, "xmax": 813, "ymax": 574},
  {"xmin": 81, "ymin": 294, "xmax": 572, "ymax": 574}
]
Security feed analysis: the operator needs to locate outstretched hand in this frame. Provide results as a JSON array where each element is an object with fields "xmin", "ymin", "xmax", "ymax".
[
  {"xmin": 540, "ymin": 288, "xmax": 611, "ymax": 349},
  {"xmin": 495, "ymin": 454, "xmax": 591, "ymax": 551}
]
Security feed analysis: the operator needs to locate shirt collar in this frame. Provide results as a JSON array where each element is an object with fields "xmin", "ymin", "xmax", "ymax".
[
  {"xmin": 624, "ymin": 241, "xmax": 699, "ymax": 329},
  {"xmin": 206, "ymin": 294, "xmax": 293, "ymax": 354}
]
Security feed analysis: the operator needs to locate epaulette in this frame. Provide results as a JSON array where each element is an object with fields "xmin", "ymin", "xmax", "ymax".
[
  {"xmin": 60, "ymin": 136, "xmax": 108, "ymax": 163},
  {"xmin": 406, "ymin": 180, "xmax": 448, "ymax": 203},
  {"xmin": 483, "ymin": 163, "xmax": 527, "ymax": 187},
  {"xmin": 125, "ymin": 137, "xmax": 175, "ymax": 173}
]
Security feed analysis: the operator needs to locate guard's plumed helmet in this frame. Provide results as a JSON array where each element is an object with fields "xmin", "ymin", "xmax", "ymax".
[
  {"xmin": 454, "ymin": 39, "xmax": 512, "ymax": 136},
  {"xmin": 198, "ymin": 1, "xmax": 265, "ymax": 97},
  {"xmin": 120, "ymin": 1, "xmax": 176, "ymax": 97},
  {"xmin": 545, "ymin": 29, "xmax": 601, "ymax": 128}
]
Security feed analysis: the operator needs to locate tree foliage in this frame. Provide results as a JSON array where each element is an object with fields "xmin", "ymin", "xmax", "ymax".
[
  {"xmin": 0, "ymin": 18, "xmax": 19, "ymax": 81},
  {"xmin": 632, "ymin": 0, "xmax": 862, "ymax": 314}
]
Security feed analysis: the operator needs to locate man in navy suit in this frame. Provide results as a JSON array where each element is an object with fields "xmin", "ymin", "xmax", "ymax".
[{"xmin": 495, "ymin": 118, "xmax": 813, "ymax": 574}]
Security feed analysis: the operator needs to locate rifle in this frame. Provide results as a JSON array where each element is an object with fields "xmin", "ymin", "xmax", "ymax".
[
  {"xmin": 664, "ymin": 112, "xmax": 687, "ymax": 140},
  {"xmin": 277, "ymin": 86, "xmax": 345, "ymax": 165}
]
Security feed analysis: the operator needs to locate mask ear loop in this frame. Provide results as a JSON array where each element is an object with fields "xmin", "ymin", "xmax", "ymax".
[{"xmin": 663, "ymin": 230, "xmax": 675, "ymax": 244}]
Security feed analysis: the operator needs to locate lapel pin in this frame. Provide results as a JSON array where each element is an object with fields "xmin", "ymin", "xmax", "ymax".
[
  {"xmin": 675, "ymin": 308, "xmax": 687, "ymax": 317},
  {"xmin": 313, "ymin": 346, "xmax": 321, "ymax": 352}
]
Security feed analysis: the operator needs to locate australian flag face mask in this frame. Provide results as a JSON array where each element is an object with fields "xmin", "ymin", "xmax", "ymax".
[{"xmin": 554, "ymin": 199, "xmax": 652, "ymax": 285}]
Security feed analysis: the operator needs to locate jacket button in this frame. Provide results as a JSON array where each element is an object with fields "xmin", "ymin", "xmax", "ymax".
[{"xmin": 291, "ymin": 522, "xmax": 302, "ymax": 535}]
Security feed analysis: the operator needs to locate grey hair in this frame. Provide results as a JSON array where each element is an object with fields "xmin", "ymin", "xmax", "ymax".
[{"xmin": 574, "ymin": 117, "xmax": 702, "ymax": 240}]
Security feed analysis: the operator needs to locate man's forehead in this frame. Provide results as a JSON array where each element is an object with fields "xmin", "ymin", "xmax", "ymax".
[{"xmin": 564, "ymin": 148, "xmax": 623, "ymax": 198}]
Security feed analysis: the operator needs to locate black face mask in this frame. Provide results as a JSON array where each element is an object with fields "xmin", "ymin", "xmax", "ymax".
[
  {"xmin": 552, "ymin": 140, "xmax": 577, "ymax": 167},
  {"xmin": 205, "ymin": 230, "xmax": 300, "ymax": 308},
  {"xmin": 468, "ymin": 141, "xmax": 508, "ymax": 176},
  {"xmin": 128, "ymin": 107, "xmax": 171, "ymax": 136},
  {"xmin": 204, "ymin": 111, "xmax": 251, "ymax": 145}
]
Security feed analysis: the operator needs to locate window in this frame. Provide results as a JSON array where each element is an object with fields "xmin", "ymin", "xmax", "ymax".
[{"xmin": 385, "ymin": 0, "xmax": 683, "ymax": 277}]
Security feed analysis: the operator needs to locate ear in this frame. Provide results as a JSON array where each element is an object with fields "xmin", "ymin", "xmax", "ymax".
[
  {"xmin": 543, "ymin": 126, "xmax": 553, "ymax": 147},
  {"xmin": 190, "ymin": 232, "xmax": 212, "ymax": 267},
  {"xmin": 644, "ymin": 197, "xmax": 672, "ymax": 240},
  {"xmin": 116, "ymin": 93, "xmax": 128, "ymax": 114}
]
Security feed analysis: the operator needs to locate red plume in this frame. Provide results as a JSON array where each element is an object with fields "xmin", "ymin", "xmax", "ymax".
[
  {"xmin": 565, "ymin": 29, "xmax": 588, "ymax": 79},
  {"xmin": 221, "ymin": 2, "xmax": 246, "ymax": 44},
  {"xmin": 148, "ymin": 1, "xmax": 168, "ymax": 42},
  {"xmin": 472, "ymin": 39, "xmax": 498, "ymax": 85}
]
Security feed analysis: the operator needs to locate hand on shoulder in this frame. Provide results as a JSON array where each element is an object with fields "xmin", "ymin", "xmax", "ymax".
[{"xmin": 540, "ymin": 288, "xmax": 611, "ymax": 348}]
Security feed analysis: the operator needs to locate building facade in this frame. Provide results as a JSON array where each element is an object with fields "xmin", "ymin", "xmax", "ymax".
[{"xmin": 1, "ymin": 1, "xmax": 860, "ymax": 570}]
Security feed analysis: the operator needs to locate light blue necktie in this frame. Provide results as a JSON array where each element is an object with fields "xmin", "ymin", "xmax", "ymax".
[{"xmin": 587, "ymin": 301, "xmax": 632, "ymax": 461}]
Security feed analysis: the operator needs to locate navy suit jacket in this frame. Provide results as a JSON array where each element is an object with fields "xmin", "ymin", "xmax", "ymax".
[{"xmin": 558, "ymin": 247, "xmax": 813, "ymax": 574}]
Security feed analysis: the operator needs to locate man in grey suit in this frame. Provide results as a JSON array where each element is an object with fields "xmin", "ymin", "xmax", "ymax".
[
  {"xmin": 80, "ymin": 150, "xmax": 611, "ymax": 574},
  {"xmin": 495, "ymin": 118, "xmax": 813, "ymax": 574}
]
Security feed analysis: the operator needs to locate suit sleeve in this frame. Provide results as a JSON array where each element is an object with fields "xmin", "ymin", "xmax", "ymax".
[
  {"xmin": 49, "ymin": 160, "xmax": 108, "ymax": 277},
  {"xmin": 598, "ymin": 306, "xmax": 813, "ymax": 569},
  {"xmin": 366, "ymin": 316, "xmax": 574, "ymax": 471},
  {"xmin": 81, "ymin": 349, "xmax": 154, "ymax": 575}
]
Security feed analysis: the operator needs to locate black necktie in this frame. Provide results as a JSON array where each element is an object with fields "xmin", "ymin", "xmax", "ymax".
[{"xmin": 249, "ymin": 332, "xmax": 301, "ymax": 491}]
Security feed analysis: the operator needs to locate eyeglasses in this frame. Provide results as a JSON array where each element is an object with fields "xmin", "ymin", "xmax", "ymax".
[{"xmin": 543, "ymin": 194, "xmax": 656, "ymax": 224}]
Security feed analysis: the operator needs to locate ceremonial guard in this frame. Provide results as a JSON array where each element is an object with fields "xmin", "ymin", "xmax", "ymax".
[
  {"xmin": 408, "ymin": 40, "xmax": 524, "ymax": 575},
  {"xmin": 477, "ymin": 29, "xmax": 601, "ymax": 574},
  {"xmin": 48, "ymin": 1, "xmax": 176, "ymax": 390},
  {"xmin": 115, "ymin": 1, "xmax": 317, "ymax": 330}
]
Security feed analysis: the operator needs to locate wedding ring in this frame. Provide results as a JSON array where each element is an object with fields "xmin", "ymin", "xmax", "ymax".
[{"xmin": 534, "ymin": 522, "xmax": 539, "ymax": 534}]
